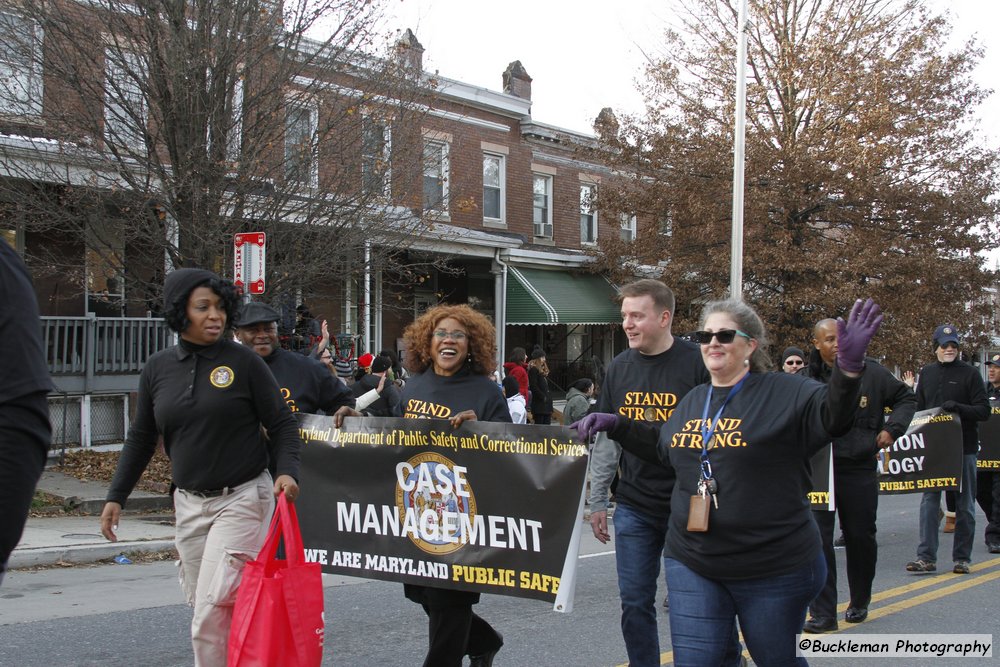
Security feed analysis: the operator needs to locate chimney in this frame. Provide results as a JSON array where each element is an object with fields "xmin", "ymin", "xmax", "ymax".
[
  {"xmin": 395, "ymin": 29, "xmax": 424, "ymax": 74},
  {"xmin": 503, "ymin": 61, "xmax": 532, "ymax": 101}
]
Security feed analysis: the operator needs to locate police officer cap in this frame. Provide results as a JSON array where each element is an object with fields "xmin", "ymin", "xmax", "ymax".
[
  {"xmin": 237, "ymin": 302, "xmax": 280, "ymax": 328},
  {"xmin": 932, "ymin": 324, "xmax": 959, "ymax": 347},
  {"xmin": 986, "ymin": 354, "xmax": 1000, "ymax": 367}
]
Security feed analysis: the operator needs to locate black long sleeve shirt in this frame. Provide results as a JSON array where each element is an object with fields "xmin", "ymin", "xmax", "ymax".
[
  {"xmin": 609, "ymin": 367, "xmax": 861, "ymax": 580},
  {"xmin": 596, "ymin": 340, "xmax": 710, "ymax": 520},
  {"xmin": 107, "ymin": 338, "xmax": 302, "ymax": 506},
  {"xmin": 264, "ymin": 347, "xmax": 355, "ymax": 414},
  {"xmin": 803, "ymin": 356, "xmax": 916, "ymax": 463}
]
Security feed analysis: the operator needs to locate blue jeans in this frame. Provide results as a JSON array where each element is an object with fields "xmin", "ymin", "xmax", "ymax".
[
  {"xmin": 918, "ymin": 453, "xmax": 978, "ymax": 563},
  {"xmin": 665, "ymin": 552, "xmax": 826, "ymax": 667},
  {"xmin": 613, "ymin": 502, "xmax": 669, "ymax": 667}
]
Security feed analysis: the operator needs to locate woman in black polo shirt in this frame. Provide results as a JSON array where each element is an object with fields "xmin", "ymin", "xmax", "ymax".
[{"xmin": 100, "ymin": 268, "xmax": 301, "ymax": 667}]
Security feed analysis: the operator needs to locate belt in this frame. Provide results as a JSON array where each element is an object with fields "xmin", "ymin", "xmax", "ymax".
[
  {"xmin": 185, "ymin": 487, "xmax": 230, "ymax": 498},
  {"xmin": 183, "ymin": 470, "xmax": 264, "ymax": 498}
]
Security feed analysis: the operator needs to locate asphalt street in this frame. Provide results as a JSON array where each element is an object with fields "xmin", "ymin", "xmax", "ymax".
[{"xmin": 1, "ymin": 493, "xmax": 996, "ymax": 666}]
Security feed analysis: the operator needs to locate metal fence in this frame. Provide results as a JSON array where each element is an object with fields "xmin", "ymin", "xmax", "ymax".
[{"xmin": 41, "ymin": 316, "xmax": 169, "ymax": 450}]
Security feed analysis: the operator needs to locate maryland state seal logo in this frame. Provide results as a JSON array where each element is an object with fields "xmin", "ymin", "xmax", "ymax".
[
  {"xmin": 209, "ymin": 365, "xmax": 235, "ymax": 388},
  {"xmin": 395, "ymin": 452, "xmax": 477, "ymax": 555}
]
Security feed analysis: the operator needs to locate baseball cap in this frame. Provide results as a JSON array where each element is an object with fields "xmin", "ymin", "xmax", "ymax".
[
  {"xmin": 932, "ymin": 324, "xmax": 960, "ymax": 347},
  {"xmin": 237, "ymin": 302, "xmax": 280, "ymax": 328},
  {"xmin": 986, "ymin": 354, "xmax": 1000, "ymax": 366}
]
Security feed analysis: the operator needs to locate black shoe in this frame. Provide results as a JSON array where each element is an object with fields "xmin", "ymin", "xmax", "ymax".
[
  {"xmin": 803, "ymin": 617, "xmax": 838, "ymax": 633},
  {"xmin": 469, "ymin": 633, "xmax": 503, "ymax": 667},
  {"xmin": 469, "ymin": 648, "xmax": 500, "ymax": 667},
  {"xmin": 987, "ymin": 542, "xmax": 1000, "ymax": 554},
  {"xmin": 845, "ymin": 607, "xmax": 868, "ymax": 623}
]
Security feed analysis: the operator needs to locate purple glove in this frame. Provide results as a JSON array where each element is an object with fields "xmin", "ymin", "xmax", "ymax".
[
  {"xmin": 836, "ymin": 298, "xmax": 883, "ymax": 373},
  {"xmin": 570, "ymin": 413, "xmax": 619, "ymax": 441}
]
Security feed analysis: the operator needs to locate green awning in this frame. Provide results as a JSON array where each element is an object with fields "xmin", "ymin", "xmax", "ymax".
[{"xmin": 506, "ymin": 266, "xmax": 620, "ymax": 325}]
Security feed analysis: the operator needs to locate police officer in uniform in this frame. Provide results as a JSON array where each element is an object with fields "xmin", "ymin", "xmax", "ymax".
[
  {"xmin": 979, "ymin": 354, "xmax": 1000, "ymax": 553},
  {"xmin": 235, "ymin": 302, "xmax": 355, "ymax": 417},
  {"xmin": 802, "ymin": 318, "xmax": 915, "ymax": 632}
]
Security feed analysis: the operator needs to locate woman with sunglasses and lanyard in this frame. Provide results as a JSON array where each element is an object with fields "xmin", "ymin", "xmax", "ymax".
[
  {"xmin": 335, "ymin": 303, "xmax": 509, "ymax": 667},
  {"xmin": 574, "ymin": 298, "xmax": 882, "ymax": 666}
]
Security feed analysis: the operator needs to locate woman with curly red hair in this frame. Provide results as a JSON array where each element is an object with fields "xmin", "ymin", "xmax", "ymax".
[{"xmin": 335, "ymin": 303, "xmax": 509, "ymax": 667}]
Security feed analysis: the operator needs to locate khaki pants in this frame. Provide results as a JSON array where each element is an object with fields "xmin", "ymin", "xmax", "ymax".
[{"xmin": 174, "ymin": 471, "xmax": 274, "ymax": 667}]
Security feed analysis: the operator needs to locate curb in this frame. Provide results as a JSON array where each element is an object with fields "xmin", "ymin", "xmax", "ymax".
[
  {"xmin": 63, "ymin": 495, "xmax": 174, "ymax": 515},
  {"xmin": 8, "ymin": 539, "xmax": 176, "ymax": 570}
]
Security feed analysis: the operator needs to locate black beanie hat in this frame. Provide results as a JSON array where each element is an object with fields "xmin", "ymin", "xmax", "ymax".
[
  {"xmin": 781, "ymin": 346, "xmax": 805, "ymax": 364},
  {"xmin": 163, "ymin": 268, "xmax": 217, "ymax": 312}
]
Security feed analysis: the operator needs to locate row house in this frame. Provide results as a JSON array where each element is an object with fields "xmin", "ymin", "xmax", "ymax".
[{"xmin": 0, "ymin": 6, "xmax": 638, "ymax": 447}]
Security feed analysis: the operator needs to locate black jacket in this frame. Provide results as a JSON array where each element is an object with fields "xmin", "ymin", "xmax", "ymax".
[
  {"xmin": 915, "ymin": 358, "xmax": 990, "ymax": 454},
  {"xmin": 528, "ymin": 366, "xmax": 553, "ymax": 415},
  {"xmin": 803, "ymin": 351, "xmax": 916, "ymax": 462},
  {"xmin": 351, "ymin": 373, "xmax": 402, "ymax": 417}
]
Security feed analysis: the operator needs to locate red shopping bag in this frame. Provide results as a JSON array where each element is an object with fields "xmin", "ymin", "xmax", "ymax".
[{"xmin": 227, "ymin": 493, "xmax": 324, "ymax": 667}]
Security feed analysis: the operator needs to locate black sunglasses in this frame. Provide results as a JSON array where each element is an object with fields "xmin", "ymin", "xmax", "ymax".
[
  {"xmin": 784, "ymin": 359, "xmax": 804, "ymax": 366},
  {"xmin": 691, "ymin": 329, "xmax": 752, "ymax": 345}
]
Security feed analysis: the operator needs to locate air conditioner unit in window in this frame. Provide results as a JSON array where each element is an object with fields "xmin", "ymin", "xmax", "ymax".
[{"xmin": 534, "ymin": 222, "xmax": 552, "ymax": 238}]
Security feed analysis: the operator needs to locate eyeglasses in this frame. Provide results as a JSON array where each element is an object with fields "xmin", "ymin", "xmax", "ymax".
[
  {"xmin": 784, "ymin": 359, "xmax": 804, "ymax": 366},
  {"xmin": 433, "ymin": 329, "xmax": 468, "ymax": 340},
  {"xmin": 691, "ymin": 329, "xmax": 752, "ymax": 345},
  {"xmin": 939, "ymin": 342, "xmax": 958, "ymax": 350}
]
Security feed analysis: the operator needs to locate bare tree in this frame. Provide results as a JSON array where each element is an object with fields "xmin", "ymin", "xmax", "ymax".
[
  {"xmin": 0, "ymin": 0, "xmax": 439, "ymax": 309},
  {"xmin": 591, "ymin": 0, "xmax": 999, "ymax": 368}
]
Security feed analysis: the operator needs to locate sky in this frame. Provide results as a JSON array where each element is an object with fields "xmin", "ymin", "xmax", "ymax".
[{"xmin": 383, "ymin": 0, "xmax": 1000, "ymax": 144}]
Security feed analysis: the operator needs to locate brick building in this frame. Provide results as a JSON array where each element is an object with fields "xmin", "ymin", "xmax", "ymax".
[{"xmin": 0, "ymin": 6, "xmax": 633, "ymax": 445}]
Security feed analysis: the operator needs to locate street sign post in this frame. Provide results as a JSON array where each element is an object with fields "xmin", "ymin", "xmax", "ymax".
[{"xmin": 234, "ymin": 232, "xmax": 266, "ymax": 295}]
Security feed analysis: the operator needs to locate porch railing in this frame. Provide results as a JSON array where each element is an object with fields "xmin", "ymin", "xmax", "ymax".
[{"xmin": 41, "ymin": 316, "xmax": 173, "ymax": 387}]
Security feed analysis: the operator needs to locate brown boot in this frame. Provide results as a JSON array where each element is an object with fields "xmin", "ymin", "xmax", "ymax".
[{"xmin": 943, "ymin": 512, "xmax": 956, "ymax": 533}]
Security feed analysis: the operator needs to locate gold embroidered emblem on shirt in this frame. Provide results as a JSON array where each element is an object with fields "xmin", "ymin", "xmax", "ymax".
[{"xmin": 210, "ymin": 366, "xmax": 234, "ymax": 388}]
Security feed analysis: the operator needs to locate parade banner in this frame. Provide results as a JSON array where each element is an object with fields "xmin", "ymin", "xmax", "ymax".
[
  {"xmin": 294, "ymin": 414, "xmax": 589, "ymax": 612},
  {"xmin": 976, "ymin": 400, "xmax": 1000, "ymax": 471},
  {"xmin": 877, "ymin": 408, "xmax": 963, "ymax": 494},
  {"xmin": 808, "ymin": 444, "xmax": 835, "ymax": 511}
]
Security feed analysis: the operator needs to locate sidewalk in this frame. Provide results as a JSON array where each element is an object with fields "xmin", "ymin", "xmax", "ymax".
[{"xmin": 9, "ymin": 469, "xmax": 175, "ymax": 570}]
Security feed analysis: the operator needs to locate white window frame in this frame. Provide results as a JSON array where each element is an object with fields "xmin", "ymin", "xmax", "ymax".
[
  {"xmin": 284, "ymin": 97, "xmax": 319, "ymax": 188},
  {"xmin": 533, "ymin": 174, "xmax": 553, "ymax": 238},
  {"xmin": 226, "ymin": 73, "xmax": 244, "ymax": 163},
  {"xmin": 362, "ymin": 114, "xmax": 391, "ymax": 198},
  {"xmin": 104, "ymin": 48, "xmax": 147, "ymax": 148},
  {"xmin": 482, "ymin": 153, "xmax": 505, "ymax": 224},
  {"xmin": 620, "ymin": 213, "xmax": 637, "ymax": 242},
  {"xmin": 0, "ymin": 12, "xmax": 42, "ymax": 117},
  {"xmin": 206, "ymin": 66, "xmax": 244, "ymax": 164},
  {"xmin": 659, "ymin": 210, "xmax": 674, "ymax": 237},
  {"xmin": 580, "ymin": 184, "xmax": 598, "ymax": 245},
  {"xmin": 423, "ymin": 139, "xmax": 450, "ymax": 214}
]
